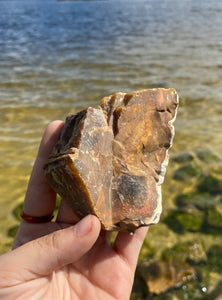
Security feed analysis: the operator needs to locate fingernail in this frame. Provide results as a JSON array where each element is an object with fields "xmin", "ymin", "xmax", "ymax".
[{"xmin": 74, "ymin": 215, "xmax": 93, "ymax": 237}]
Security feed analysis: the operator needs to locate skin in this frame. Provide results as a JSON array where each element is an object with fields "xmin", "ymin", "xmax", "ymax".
[{"xmin": 0, "ymin": 120, "xmax": 148, "ymax": 300}]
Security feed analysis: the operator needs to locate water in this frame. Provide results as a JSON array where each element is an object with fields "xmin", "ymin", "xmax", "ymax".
[{"xmin": 0, "ymin": 0, "xmax": 222, "ymax": 298}]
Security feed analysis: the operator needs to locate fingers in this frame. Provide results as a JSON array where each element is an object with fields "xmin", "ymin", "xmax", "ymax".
[
  {"xmin": 113, "ymin": 226, "xmax": 148, "ymax": 269},
  {"xmin": 2, "ymin": 215, "xmax": 101, "ymax": 278},
  {"xmin": 23, "ymin": 120, "xmax": 64, "ymax": 217},
  {"xmin": 56, "ymin": 198, "xmax": 80, "ymax": 224}
]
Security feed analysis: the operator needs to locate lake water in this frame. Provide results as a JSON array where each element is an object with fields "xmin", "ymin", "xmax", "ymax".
[{"xmin": 0, "ymin": 0, "xmax": 222, "ymax": 298}]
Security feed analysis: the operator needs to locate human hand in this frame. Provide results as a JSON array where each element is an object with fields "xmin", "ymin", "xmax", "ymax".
[{"xmin": 0, "ymin": 120, "xmax": 148, "ymax": 300}]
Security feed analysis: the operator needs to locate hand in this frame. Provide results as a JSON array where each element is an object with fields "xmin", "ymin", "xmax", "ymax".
[{"xmin": 0, "ymin": 121, "xmax": 148, "ymax": 300}]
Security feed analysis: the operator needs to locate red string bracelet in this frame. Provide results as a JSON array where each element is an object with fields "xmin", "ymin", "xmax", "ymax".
[{"xmin": 20, "ymin": 211, "xmax": 54, "ymax": 223}]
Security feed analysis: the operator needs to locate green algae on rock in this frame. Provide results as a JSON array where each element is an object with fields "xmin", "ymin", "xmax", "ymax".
[
  {"xmin": 196, "ymin": 150, "xmax": 220, "ymax": 163},
  {"xmin": 164, "ymin": 208, "xmax": 204, "ymax": 233},
  {"xmin": 206, "ymin": 206, "xmax": 222, "ymax": 229},
  {"xmin": 176, "ymin": 193, "xmax": 214, "ymax": 210},
  {"xmin": 173, "ymin": 163, "xmax": 202, "ymax": 181},
  {"xmin": 176, "ymin": 209, "xmax": 204, "ymax": 232},
  {"xmin": 207, "ymin": 244, "xmax": 222, "ymax": 274},
  {"xmin": 172, "ymin": 152, "xmax": 194, "ymax": 164},
  {"xmin": 197, "ymin": 175, "xmax": 222, "ymax": 195}
]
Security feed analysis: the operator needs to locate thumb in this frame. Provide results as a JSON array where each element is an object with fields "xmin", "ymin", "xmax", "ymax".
[{"xmin": 2, "ymin": 215, "xmax": 101, "ymax": 278}]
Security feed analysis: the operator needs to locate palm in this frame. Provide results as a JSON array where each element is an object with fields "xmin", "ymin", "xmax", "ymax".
[{"xmin": 54, "ymin": 237, "xmax": 133, "ymax": 300}]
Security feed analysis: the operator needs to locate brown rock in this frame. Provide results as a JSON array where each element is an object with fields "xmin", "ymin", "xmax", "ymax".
[
  {"xmin": 138, "ymin": 260, "xmax": 195, "ymax": 295},
  {"xmin": 44, "ymin": 88, "xmax": 179, "ymax": 231}
]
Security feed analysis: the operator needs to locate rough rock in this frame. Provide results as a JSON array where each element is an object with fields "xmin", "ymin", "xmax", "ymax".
[{"xmin": 44, "ymin": 88, "xmax": 179, "ymax": 231}]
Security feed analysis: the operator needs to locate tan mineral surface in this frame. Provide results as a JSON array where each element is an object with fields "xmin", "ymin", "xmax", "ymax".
[{"xmin": 44, "ymin": 88, "xmax": 179, "ymax": 232}]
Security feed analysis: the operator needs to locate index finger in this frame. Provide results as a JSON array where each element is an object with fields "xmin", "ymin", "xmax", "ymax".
[{"xmin": 23, "ymin": 120, "xmax": 64, "ymax": 218}]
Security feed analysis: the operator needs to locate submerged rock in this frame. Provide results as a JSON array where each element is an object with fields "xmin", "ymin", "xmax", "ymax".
[
  {"xmin": 197, "ymin": 175, "xmax": 222, "ymax": 195},
  {"xmin": 138, "ymin": 260, "xmax": 195, "ymax": 295},
  {"xmin": 196, "ymin": 150, "xmax": 220, "ymax": 163},
  {"xmin": 206, "ymin": 206, "xmax": 222, "ymax": 229},
  {"xmin": 176, "ymin": 209, "xmax": 204, "ymax": 232},
  {"xmin": 172, "ymin": 152, "xmax": 194, "ymax": 164},
  {"xmin": 207, "ymin": 245, "xmax": 222, "ymax": 273},
  {"xmin": 161, "ymin": 240, "xmax": 207, "ymax": 266},
  {"xmin": 173, "ymin": 163, "xmax": 202, "ymax": 181},
  {"xmin": 176, "ymin": 193, "xmax": 213, "ymax": 210},
  {"xmin": 164, "ymin": 208, "xmax": 204, "ymax": 233},
  {"xmin": 44, "ymin": 88, "xmax": 179, "ymax": 232}
]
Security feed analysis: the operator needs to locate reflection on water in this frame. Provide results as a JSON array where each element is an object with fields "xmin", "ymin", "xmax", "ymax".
[{"xmin": 0, "ymin": 0, "xmax": 222, "ymax": 298}]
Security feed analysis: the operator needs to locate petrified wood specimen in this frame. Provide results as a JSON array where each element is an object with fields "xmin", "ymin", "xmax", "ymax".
[{"xmin": 44, "ymin": 89, "xmax": 179, "ymax": 232}]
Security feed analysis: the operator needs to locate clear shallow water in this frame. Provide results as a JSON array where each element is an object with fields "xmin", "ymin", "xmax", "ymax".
[{"xmin": 0, "ymin": 0, "xmax": 222, "ymax": 298}]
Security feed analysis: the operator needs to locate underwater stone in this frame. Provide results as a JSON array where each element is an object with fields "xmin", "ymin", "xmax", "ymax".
[
  {"xmin": 172, "ymin": 152, "xmax": 194, "ymax": 164},
  {"xmin": 206, "ymin": 206, "xmax": 222, "ymax": 228},
  {"xmin": 164, "ymin": 209, "xmax": 204, "ymax": 233},
  {"xmin": 138, "ymin": 260, "xmax": 195, "ymax": 295},
  {"xmin": 162, "ymin": 241, "xmax": 207, "ymax": 266},
  {"xmin": 176, "ymin": 209, "xmax": 204, "ymax": 232},
  {"xmin": 161, "ymin": 242, "xmax": 189, "ymax": 263},
  {"xmin": 197, "ymin": 175, "xmax": 222, "ymax": 195},
  {"xmin": 173, "ymin": 163, "xmax": 202, "ymax": 181},
  {"xmin": 196, "ymin": 150, "xmax": 220, "ymax": 163},
  {"xmin": 44, "ymin": 88, "xmax": 179, "ymax": 232},
  {"xmin": 162, "ymin": 241, "xmax": 207, "ymax": 265},
  {"xmin": 176, "ymin": 193, "xmax": 214, "ymax": 210},
  {"xmin": 207, "ymin": 245, "xmax": 222, "ymax": 273}
]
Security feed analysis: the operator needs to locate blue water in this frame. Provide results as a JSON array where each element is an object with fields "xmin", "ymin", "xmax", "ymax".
[
  {"xmin": 1, "ymin": 0, "xmax": 222, "ymax": 156},
  {"xmin": 1, "ymin": 0, "xmax": 222, "ymax": 105}
]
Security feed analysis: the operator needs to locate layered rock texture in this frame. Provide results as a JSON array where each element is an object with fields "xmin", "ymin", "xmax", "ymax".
[{"xmin": 44, "ymin": 88, "xmax": 179, "ymax": 232}]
